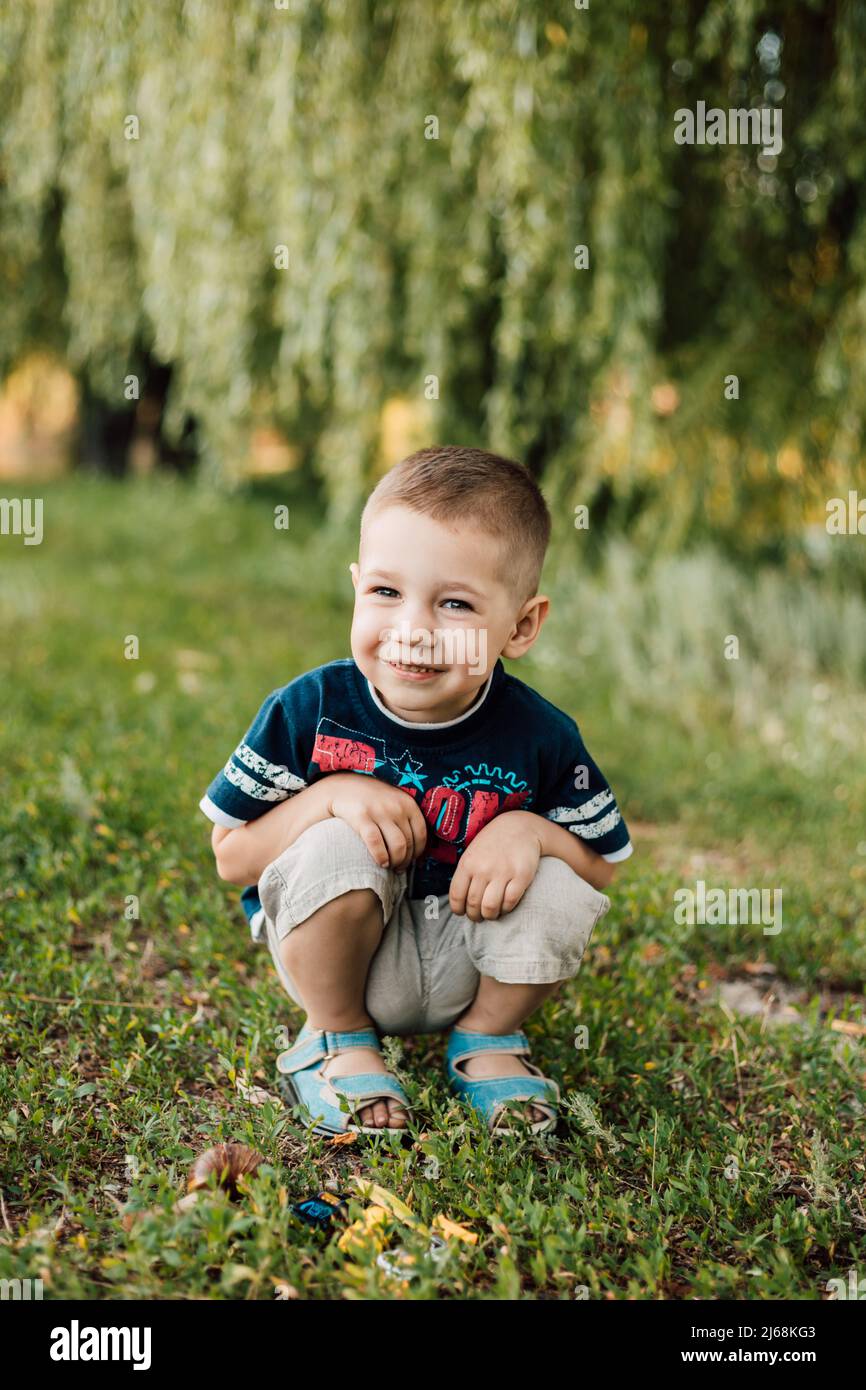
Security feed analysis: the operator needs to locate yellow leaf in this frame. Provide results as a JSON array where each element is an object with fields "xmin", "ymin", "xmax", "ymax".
[
  {"xmin": 830, "ymin": 1018, "xmax": 866, "ymax": 1038},
  {"xmin": 432, "ymin": 1214, "xmax": 478, "ymax": 1245},
  {"xmin": 337, "ymin": 1205, "xmax": 389, "ymax": 1254},
  {"xmin": 350, "ymin": 1178, "xmax": 422, "ymax": 1231}
]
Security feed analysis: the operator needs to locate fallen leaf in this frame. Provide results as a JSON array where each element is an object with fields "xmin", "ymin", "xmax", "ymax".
[
  {"xmin": 350, "ymin": 1178, "xmax": 422, "ymax": 1230},
  {"xmin": 742, "ymin": 959, "xmax": 777, "ymax": 976},
  {"xmin": 432, "ymin": 1214, "xmax": 478, "ymax": 1245},
  {"xmin": 337, "ymin": 1204, "xmax": 389, "ymax": 1255},
  {"xmin": 830, "ymin": 1018, "xmax": 866, "ymax": 1038}
]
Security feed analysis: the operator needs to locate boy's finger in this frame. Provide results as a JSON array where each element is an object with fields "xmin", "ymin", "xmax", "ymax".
[
  {"xmin": 379, "ymin": 819, "xmax": 409, "ymax": 868},
  {"xmin": 480, "ymin": 880, "xmax": 506, "ymax": 920},
  {"xmin": 463, "ymin": 876, "xmax": 486, "ymax": 922},
  {"xmin": 400, "ymin": 811, "xmax": 422, "ymax": 864},
  {"xmin": 406, "ymin": 802, "xmax": 428, "ymax": 855},
  {"xmin": 449, "ymin": 869, "xmax": 469, "ymax": 916},
  {"xmin": 395, "ymin": 786, "xmax": 427, "ymax": 844},
  {"xmin": 359, "ymin": 817, "xmax": 389, "ymax": 868},
  {"xmin": 501, "ymin": 879, "xmax": 526, "ymax": 914}
]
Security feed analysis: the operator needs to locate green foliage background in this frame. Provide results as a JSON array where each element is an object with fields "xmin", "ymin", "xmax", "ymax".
[{"xmin": 1, "ymin": 0, "xmax": 863, "ymax": 549}]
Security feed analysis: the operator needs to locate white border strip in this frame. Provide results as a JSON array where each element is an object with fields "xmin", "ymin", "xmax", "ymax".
[
  {"xmin": 601, "ymin": 842, "xmax": 634, "ymax": 863},
  {"xmin": 199, "ymin": 794, "xmax": 247, "ymax": 829}
]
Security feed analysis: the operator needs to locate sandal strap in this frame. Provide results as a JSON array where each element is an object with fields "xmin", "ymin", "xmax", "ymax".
[
  {"xmin": 455, "ymin": 1074, "xmax": 560, "ymax": 1107},
  {"xmin": 450, "ymin": 1071, "xmax": 560, "ymax": 1129},
  {"xmin": 329, "ymin": 1073, "xmax": 409, "ymax": 1106},
  {"xmin": 277, "ymin": 1023, "xmax": 381, "ymax": 1075},
  {"xmin": 446, "ymin": 1029, "xmax": 560, "ymax": 1133},
  {"xmin": 446, "ymin": 1028, "xmax": 530, "ymax": 1068}
]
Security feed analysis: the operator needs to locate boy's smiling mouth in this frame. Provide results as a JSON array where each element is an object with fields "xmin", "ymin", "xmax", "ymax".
[{"xmin": 385, "ymin": 659, "xmax": 445, "ymax": 680}]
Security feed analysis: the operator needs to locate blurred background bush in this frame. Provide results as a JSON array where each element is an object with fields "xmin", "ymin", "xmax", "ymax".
[{"xmin": 0, "ymin": 0, "xmax": 863, "ymax": 562}]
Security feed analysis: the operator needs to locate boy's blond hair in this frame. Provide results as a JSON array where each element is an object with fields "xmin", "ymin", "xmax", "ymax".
[{"xmin": 361, "ymin": 445, "xmax": 551, "ymax": 603}]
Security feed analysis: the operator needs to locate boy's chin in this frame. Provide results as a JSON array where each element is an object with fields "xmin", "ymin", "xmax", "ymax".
[{"xmin": 378, "ymin": 672, "xmax": 446, "ymax": 703}]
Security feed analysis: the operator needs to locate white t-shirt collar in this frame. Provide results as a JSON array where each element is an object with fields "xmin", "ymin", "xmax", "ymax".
[{"xmin": 365, "ymin": 668, "xmax": 495, "ymax": 730}]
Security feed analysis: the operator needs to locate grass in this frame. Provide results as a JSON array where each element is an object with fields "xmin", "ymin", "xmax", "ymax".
[{"xmin": 1, "ymin": 474, "xmax": 865, "ymax": 1300}]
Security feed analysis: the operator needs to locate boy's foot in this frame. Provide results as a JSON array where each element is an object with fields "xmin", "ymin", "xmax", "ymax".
[
  {"xmin": 320, "ymin": 1048, "xmax": 409, "ymax": 1129},
  {"xmin": 453, "ymin": 1028, "xmax": 548, "ymax": 1126}
]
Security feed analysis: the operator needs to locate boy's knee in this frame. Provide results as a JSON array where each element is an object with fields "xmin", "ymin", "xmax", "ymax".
[
  {"xmin": 306, "ymin": 885, "xmax": 380, "ymax": 926},
  {"xmin": 290, "ymin": 815, "xmax": 372, "ymax": 861},
  {"xmin": 466, "ymin": 857, "xmax": 610, "ymax": 983},
  {"xmin": 532, "ymin": 856, "xmax": 610, "ymax": 917},
  {"xmin": 259, "ymin": 815, "xmax": 396, "ymax": 920},
  {"xmin": 280, "ymin": 815, "xmax": 399, "ymax": 887},
  {"xmin": 280, "ymin": 887, "xmax": 381, "ymax": 966},
  {"xmin": 528, "ymin": 857, "xmax": 610, "ymax": 955}
]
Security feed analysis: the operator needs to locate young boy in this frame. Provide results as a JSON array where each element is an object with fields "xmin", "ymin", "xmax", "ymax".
[{"xmin": 200, "ymin": 446, "xmax": 632, "ymax": 1137}]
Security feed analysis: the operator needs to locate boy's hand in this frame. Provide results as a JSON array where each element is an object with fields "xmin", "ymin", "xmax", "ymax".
[
  {"xmin": 449, "ymin": 811, "xmax": 543, "ymax": 922},
  {"xmin": 327, "ymin": 777, "xmax": 427, "ymax": 871}
]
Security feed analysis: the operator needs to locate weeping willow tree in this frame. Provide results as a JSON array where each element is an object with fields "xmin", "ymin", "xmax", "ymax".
[{"xmin": 0, "ymin": 0, "xmax": 863, "ymax": 552}]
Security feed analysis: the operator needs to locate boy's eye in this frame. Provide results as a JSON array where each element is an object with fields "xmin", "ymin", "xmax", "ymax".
[
  {"xmin": 441, "ymin": 598, "xmax": 473, "ymax": 611},
  {"xmin": 371, "ymin": 586, "xmax": 399, "ymax": 598}
]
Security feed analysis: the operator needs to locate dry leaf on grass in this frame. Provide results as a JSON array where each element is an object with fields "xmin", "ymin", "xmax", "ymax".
[{"xmin": 829, "ymin": 1018, "xmax": 866, "ymax": 1038}]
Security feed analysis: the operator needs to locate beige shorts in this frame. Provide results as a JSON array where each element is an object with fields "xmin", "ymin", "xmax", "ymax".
[{"xmin": 257, "ymin": 817, "xmax": 611, "ymax": 1035}]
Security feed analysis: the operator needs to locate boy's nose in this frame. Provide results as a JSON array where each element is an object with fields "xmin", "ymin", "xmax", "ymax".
[
  {"xmin": 396, "ymin": 611, "xmax": 437, "ymax": 656},
  {"xmin": 403, "ymin": 607, "xmax": 436, "ymax": 636}
]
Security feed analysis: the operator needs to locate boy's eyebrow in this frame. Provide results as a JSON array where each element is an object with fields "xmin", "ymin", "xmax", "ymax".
[{"xmin": 363, "ymin": 569, "xmax": 487, "ymax": 597}]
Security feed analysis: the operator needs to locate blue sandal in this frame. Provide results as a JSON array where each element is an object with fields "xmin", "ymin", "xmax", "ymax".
[
  {"xmin": 446, "ymin": 1027, "xmax": 559, "ymax": 1136},
  {"xmin": 277, "ymin": 1022, "xmax": 411, "ymax": 1137}
]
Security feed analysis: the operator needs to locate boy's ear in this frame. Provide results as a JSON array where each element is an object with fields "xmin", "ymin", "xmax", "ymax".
[
  {"xmin": 501, "ymin": 594, "xmax": 550, "ymax": 660},
  {"xmin": 349, "ymin": 562, "xmax": 360, "ymax": 590}
]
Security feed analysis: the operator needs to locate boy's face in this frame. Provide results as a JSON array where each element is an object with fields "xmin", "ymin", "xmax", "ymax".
[{"xmin": 350, "ymin": 504, "xmax": 548, "ymax": 723}]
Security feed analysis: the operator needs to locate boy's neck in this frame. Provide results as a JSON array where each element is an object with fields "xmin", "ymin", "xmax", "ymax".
[{"xmin": 366, "ymin": 669, "xmax": 495, "ymax": 727}]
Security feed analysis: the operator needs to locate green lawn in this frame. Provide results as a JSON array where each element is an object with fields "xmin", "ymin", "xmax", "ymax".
[{"xmin": 1, "ymin": 476, "xmax": 864, "ymax": 1300}]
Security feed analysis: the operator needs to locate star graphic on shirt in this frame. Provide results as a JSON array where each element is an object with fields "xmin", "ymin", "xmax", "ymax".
[{"xmin": 388, "ymin": 752, "xmax": 427, "ymax": 791}]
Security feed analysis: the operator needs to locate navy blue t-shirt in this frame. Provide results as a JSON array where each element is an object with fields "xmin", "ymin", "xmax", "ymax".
[{"xmin": 200, "ymin": 658, "xmax": 633, "ymax": 937}]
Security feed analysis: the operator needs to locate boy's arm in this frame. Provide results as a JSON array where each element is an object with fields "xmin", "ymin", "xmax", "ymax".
[
  {"xmin": 210, "ymin": 772, "xmax": 429, "ymax": 885},
  {"xmin": 531, "ymin": 813, "xmax": 618, "ymax": 890},
  {"xmin": 211, "ymin": 778, "xmax": 335, "ymax": 885},
  {"xmin": 532, "ymin": 717, "xmax": 633, "ymax": 889}
]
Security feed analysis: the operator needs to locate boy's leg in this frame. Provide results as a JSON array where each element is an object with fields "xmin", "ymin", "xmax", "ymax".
[
  {"xmin": 278, "ymin": 887, "xmax": 408, "ymax": 1130},
  {"xmin": 455, "ymin": 857, "xmax": 612, "ymax": 1123},
  {"xmin": 454, "ymin": 979, "xmax": 563, "ymax": 1124},
  {"xmin": 259, "ymin": 818, "xmax": 415, "ymax": 1130}
]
